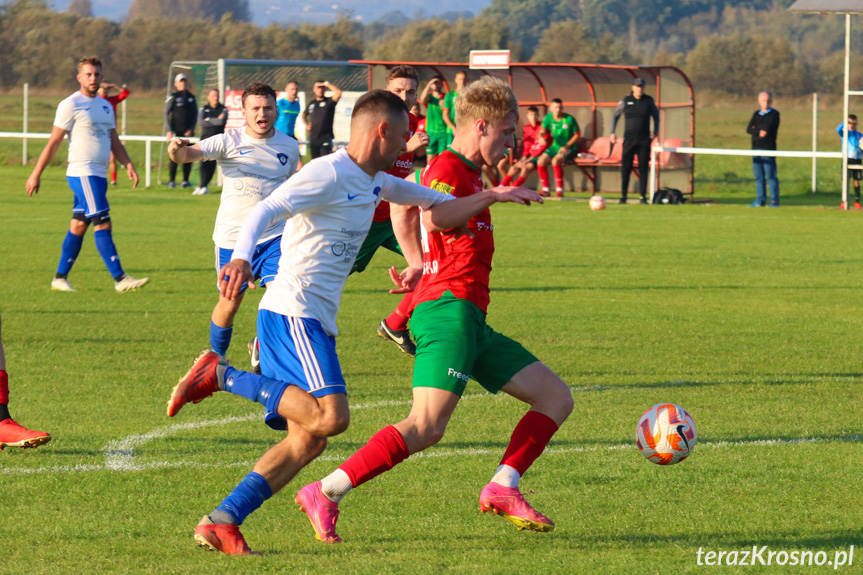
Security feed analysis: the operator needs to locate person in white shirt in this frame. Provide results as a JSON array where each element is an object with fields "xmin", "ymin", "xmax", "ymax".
[
  {"xmin": 168, "ymin": 82, "xmax": 300, "ymax": 361},
  {"xmin": 25, "ymin": 56, "xmax": 147, "ymax": 293},
  {"xmin": 166, "ymin": 89, "xmax": 541, "ymax": 555}
]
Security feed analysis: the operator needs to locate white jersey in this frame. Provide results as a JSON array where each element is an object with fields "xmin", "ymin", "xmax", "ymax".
[
  {"xmin": 198, "ymin": 128, "xmax": 300, "ymax": 249},
  {"xmin": 232, "ymin": 148, "xmax": 454, "ymax": 336},
  {"xmin": 53, "ymin": 92, "xmax": 115, "ymax": 177}
]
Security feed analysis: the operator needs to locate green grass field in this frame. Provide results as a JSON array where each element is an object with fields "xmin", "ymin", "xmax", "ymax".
[{"xmin": 1, "ymin": 158, "xmax": 862, "ymax": 573}]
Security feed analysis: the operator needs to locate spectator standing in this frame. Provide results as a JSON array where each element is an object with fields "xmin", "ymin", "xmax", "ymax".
[
  {"xmin": 441, "ymin": 71, "xmax": 468, "ymax": 148},
  {"xmin": 97, "ymin": 82, "xmax": 130, "ymax": 186},
  {"xmin": 165, "ymin": 73, "xmax": 198, "ymax": 189},
  {"xmin": 610, "ymin": 77, "xmax": 659, "ymax": 204},
  {"xmin": 420, "ymin": 76, "xmax": 447, "ymax": 163},
  {"xmin": 302, "ymin": 80, "xmax": 341, "ymax": 158},
  {"xmin": 746, "ymin": 91, "xmax": 780, "ymax": 207},
  {"xmin": 836, "ymin": 114, "xmax": 862, "ymax": 209},
  {"xmin": 275, "ymin": 81, "xmax": 301, "ymax": 138},
  {"xmin": 193, "ymin": 89, "xmax": 227, "ymax": 196}
]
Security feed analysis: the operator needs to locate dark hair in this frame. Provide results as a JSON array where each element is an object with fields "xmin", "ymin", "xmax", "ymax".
[
  {"xmin": 316, "ymin": 79, "xmax": 326, "ymax": 85},
  {"xmin": 78, "ymin": 56, "xmax": 102, "ymax": 72},
  {"xmin": 851, "ymin": 114, "xmax": 858, "ymax": 122},
  {"xmin": 430, "ymin": 75, "xmax": 442, "ymax": 81},
  {"xmin": 386, "ymin": 65, "xmax": 419, "ymax": 85},
  {"xmin": 242, "ymin": 82, "xmax": 276, "ymax": 107},
  {"xmin": 551, "ymin": 98, "xmax": 563, "ymax": 105},
  {"xmin": 352, "ymin": 89, "xmax": 407, "ymax": 123},
  {"xmin": 527, "ymin": 106, "xmax": 539, "ymax": 113}
]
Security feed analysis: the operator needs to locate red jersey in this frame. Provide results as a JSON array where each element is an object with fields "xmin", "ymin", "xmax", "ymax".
[
  {"xmin": 105, "ymin": 88, "xmax": 130, "ymax": 113},
  {"xmin": 411, "ymin": 149, "xmax": 494, "ymax": 314},
  {"xmin": 524, "ymin": 123, "xmax": 549, "ymax": 157},
  {"xmin": 374, "ymin": 112, "xmax": 419, "ymax": 222}
]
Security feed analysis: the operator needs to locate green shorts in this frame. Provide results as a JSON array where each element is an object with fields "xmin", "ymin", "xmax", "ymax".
[
  {"xmin": 410, "ymin": 292, "xmax": 539, "ymax": 396},
  {"xmin": 351, "ymin": 220, "xmax": 401, "ymax": 274},
  {"xmin": 543, "ymin": 145, "xmax": 578, "ymax": 162},
  {"xmin": 428, "ymin": 132, "xmax": 449, "ymax": 156}
]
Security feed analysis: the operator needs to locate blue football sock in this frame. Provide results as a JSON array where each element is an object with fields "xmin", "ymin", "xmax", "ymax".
[
  {"xmin": 56, "ymin": 231, "xmax": 84, "ymax": 276},
  {"xmin": 223, "ymin": 366, "xmax": 284, "ymax": 406},
  {"xmin": 210, "ymin": 321, "xmax": 233, "ymax": 356},
  {"xmin": 93, "ymin": 229, "xmax": 125, "ymax": 279},
  {"xmin": 213, "ymin": 471, "xmax": 272, "ymax": 525}
]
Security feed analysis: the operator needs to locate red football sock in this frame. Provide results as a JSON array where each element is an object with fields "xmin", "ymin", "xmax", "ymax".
[
  {"xmin": 499, "ymin": 411, "xmax": 559, "ymax": 475},
  {"xmin": 0, "ymin": 370, "xmax": 8, "ymax": 404},
  {"xmin": 385, "ymin": 291, "xmax": 414, "ymax": 332},
  {"xmin": 110, "ymin": 172, "xmax": 117, "ymax": 184},
  {"xmin": 537, "ymin": 166, "xmax": 550, "ymax": 190},
  {"xmin": 339, "ymin": 425, "xmax": 410, "ymax": 488},
  {"xmin": 500, "ymin": 175, "xmax": 513, "ymax": 186},
  {"xmin": 513, "ymin": 176, "xmax": 526, "ymax": 187},
  {"xmin": 553, "ymin": 165, "xmax": 564, "ymax": 190}
]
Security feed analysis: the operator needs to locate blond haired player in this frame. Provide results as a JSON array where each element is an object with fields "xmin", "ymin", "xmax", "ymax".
[{"xmin": 297, "ymin": 77, "xmax": 572, "ymax": 543}]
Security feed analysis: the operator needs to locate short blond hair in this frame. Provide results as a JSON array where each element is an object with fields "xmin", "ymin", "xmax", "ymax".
[
  {"xmin": 455, "ymin": 76, "xmax": 518, "ymax": 129},
  {"xmin": 77, "ymin": 56, "xmax": 101, "ymax": 73}
]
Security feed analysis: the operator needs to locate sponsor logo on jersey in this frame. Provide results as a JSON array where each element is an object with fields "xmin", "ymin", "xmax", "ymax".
[
  {"xmin": 277, "ymin": 153, "xmax": 288, "ymax": 165},
  {"xmin": 394, "ymin": 159, "xmax": 413, "ymax": 169},
  {"xmin": 347, "ymin": 193, "xmax": 359, "ymax": 200},
  {"xmin": 332, "ymin": 242, "xmax": 346, "ymax": 256},
  {"xmin": 373, "ymin": 186, "xmax": 381, "ymax": 197},
  {"xmin": 239, "ymin": 150, "xmax": 251, "ymax": 155},
  {"xmin": 447, "ymin": 368, "xmax": 469, "ymax": 382},
  {"xmin": 423, "ymin": 260, "xmax": 439, "ymax": 275},
  {"xmin": 103, "ymin": 106, "xmax": 110, "ymax": 114},
  {"xmin": 430, "ymin": 179, "xmax": 454, "ymax": 195}
]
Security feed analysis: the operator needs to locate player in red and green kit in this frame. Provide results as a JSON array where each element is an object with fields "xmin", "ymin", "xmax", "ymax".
[
  {"xmin": 441, "ymin": 70, "xmax": 468, "ymax": 148},
  {"xmin": 501, "ymin": 106, "xmax": 548, "ymax": 187},
  {"xmin": 536, "ymin": 98, "xmax": 580, "ymax": 197},
  {"xmin": 296, "ymin": 77, "xmax": 573, "ymax": 543},
  {"xmin": 420, "ymin": 76, "xmax": 448, "ymax": 163}
]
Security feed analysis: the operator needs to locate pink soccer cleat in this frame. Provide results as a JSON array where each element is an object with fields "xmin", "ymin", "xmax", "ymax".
[
  {"xmin": 0, "ymin": 418, "xmax": 51, "ymax": 450},
  {"xmin": 479, "ymin": 482, "xmax": 555, "ymax": 533},
  {"xmin": 193, "ymin": 515, "xmax": 260, "ymax": 555},
  {"xmin": 167, "ymin": 351, "xmax": 224, "ymax": 417},
  {"xmin": 295, "ymin": 481, "xmax": 342, "ymax": 543}
]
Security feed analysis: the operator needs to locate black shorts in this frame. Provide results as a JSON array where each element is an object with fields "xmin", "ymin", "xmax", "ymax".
[{"xmin": 848, "ymin": 166, "xmax": 862, "ymax": 181}]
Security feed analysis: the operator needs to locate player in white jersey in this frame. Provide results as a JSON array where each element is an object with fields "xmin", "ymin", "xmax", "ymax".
[
  {"xmin": 165, "ymin": 90, "xmax": 541, "ymax": 555},
  {"xmin": 168, "ymin": 82, "xmax": 300, "ymax": 360},
  {"xmin": 26, "ymin": 56, "xmax": 147, "ymax": 293}
]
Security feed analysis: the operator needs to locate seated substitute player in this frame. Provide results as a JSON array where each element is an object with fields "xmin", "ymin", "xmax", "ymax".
[
  {"xmin": 0, "ymin": 314, "xmax": 51, "ymax": 450},
  {"xmin": 501, "ymin": 106, "xmax": 548, "ymax": 187},
  {"xmin": 165, "ymin": 89, "xmax": 541, "ymax": 555},
  {"xmin": 168, "ymin": 82, "xmax": 300, "ymax": 361},
  {"xmin": 350, "ymin": 65, "xmax": 429, "ymax": 356},
  {"xmin": 26, "ymin": 56, "xmax": 148, "ymax": 293},
  {"xmin": 296, "ymin": 77, "xmax": 572, "ymax": 543},
  {"xmin": 837, "ymin": 114, "xmax": 863, "ymax": 209},
  {"xmin": 536, "ymin": 98, "xmax": 580, "ymax": 197}
]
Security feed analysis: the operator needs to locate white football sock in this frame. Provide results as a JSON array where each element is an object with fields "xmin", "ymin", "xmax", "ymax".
[
  {"xmin": 490, "ymin": 464, "xmax": 521, "ymax": 488},
  {"xmin": 320, "ymin": 468, "xmax": 353, "ymax": 503}
]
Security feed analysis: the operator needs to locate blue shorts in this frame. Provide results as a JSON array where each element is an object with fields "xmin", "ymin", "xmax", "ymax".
[
  {"xmin": 68, "ymin": 176, "xmax": 109, "ymax": 218},
  {"xmin": 257, "ymin": 310, "xmax": 347, "ymax": 430},
  {"xmin": 216, "ymin": 236, "xmax": 281, "ymax": 293}
]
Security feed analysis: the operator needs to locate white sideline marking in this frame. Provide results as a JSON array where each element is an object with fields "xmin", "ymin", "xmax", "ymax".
[{"xmin": 1, "ymin": 384, "xmax": 854, "ymax": 476}]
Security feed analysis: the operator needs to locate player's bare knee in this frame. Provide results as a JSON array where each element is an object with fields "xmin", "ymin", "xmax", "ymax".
[{"xmin": 313, "ymin": 409, "xmax": 350, "ymax": 437}]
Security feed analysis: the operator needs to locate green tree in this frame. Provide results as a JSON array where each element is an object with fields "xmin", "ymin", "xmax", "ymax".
[
  {"xmin": 127, "ymin": 0, "xmax": 250, "ymax": 23},
  {"xmin": 531, "ymin": 20, "xmax": 631, "ymax": 64}
]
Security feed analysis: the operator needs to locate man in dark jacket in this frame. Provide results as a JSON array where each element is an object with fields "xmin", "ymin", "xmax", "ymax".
[
  {"xmin": 610, "ymin": 77, "xmax": 659, "ymax": 204},
  {"xmin": 164, "ymin": 73, "xmax": 198, "ymax": 189},
  {"xmin": 746, "ymin": 91, "xmax": 780, "ymax": 207}
]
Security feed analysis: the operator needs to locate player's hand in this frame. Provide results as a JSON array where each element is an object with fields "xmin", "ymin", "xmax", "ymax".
[
  {"xmin": 219, "ymin": 259, "xmax": 255, "ymax": 300},
  {"xmin": 127, "ymin": 164, "xmax": 139, "ymax": 189},
  {"xmin": 444, "ymin": 224, "xmax": 474, "ymax": 244},
  {"xmin": 388, "ymin": 265, "xmax": 423, "ymax": 294},
  {"xmin": 183, "ymin": 130, "xmax": 194, "ymax": 137},
  {"xmin": 490, "ymin": 185, "xmax": 543, "ymax": 206},
  {"xmin": 407, "ymin": 131, "xmax": 430, "ymax": 152},
  {"xmin": 26, "ymin": 173, "xmax": 40, "ymax": 197},
  {"xmin": 759, "ymin": 129, "xmax": 767, "ymax": 138},
  {"xmin": 167, "ymin": 137, "xmax": 189, "ymax": 155}
]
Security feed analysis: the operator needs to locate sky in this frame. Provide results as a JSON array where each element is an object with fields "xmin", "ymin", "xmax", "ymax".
[{"xmin": 50, "ymin": 0, "xmax": 492, "ymax": 25}]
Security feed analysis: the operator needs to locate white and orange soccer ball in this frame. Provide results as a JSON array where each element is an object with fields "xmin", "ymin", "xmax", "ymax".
[
  {"xmin": 635, "ymin": 403, "xmax": 697, "ymax": 465},
  {"xmin": 588, "ymin": 195, "xmax": 606, "ymax": 210}
]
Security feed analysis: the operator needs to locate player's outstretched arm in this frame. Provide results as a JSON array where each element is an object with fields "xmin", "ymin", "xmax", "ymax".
[
  {"xmin": 26, "ymin": 126, "xmax": 68, "ymax": 197},
  {"xmin": 423, "ymin": 186, "xmax": 542, "ymax": 233},
  {"xmin": 167, "ymin": 138, "xmax": 204, "ymax": 164}
]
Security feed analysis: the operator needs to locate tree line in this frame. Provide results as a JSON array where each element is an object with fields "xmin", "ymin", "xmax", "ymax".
[{"xmin": 0, "ymin": 0, "xmax": 855, "ymax": 96}]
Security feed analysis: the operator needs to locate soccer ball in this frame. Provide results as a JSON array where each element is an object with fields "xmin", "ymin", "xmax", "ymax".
[
  {"xmin": 635, "ymin": 403, "xmax": 697, "ymax": 465},
  {"xmin": 589, "ymin": 195, "xmax": 606, "ymax": 210}
]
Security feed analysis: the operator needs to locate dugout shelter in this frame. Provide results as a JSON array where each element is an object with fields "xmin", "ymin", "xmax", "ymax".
[{"xmin": 354, "ymin": 60, "xmax": 695, "ymax": 198}]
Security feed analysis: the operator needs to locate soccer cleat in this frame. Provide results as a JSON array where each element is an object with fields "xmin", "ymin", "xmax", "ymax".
[
  {"xmin": 248, "ymin": 337, "xmax": 261, "ymax": 375},
  {"xmin": 538, "ymin": 189, "xmax": 550, "ymax": 198},
  {"xmin": 749, "ymin": 201, "xmax": 763, "ymax": 207},
  {"xmin": 51, "ymin": 277, "xmax": 76, "ymax": 292},
  {"xmin": 296, "ymin": 481, "xmax": 342, "ymax": 543},
  {"xmin": 115, "ymin": 275, "xmax": 149, "ymax": 293},
  {"xmin": 639, "ymin": 196, "xmax": 648, "ymax": 205},
  {"xmin": 377, "ymin": 320, "xmax": 416, "ymax": 356},
  {"xmin": 167, "ymin": 181, "xmax": 176, "ymax": 189},
  {"xmin": 167, "ymin": 350, "xmax": 224, "ymax": 417},
  {"xmin": 856, "ymin": 201, "xmax": 862, "ymax": 209},
  {"xmin": 191, "ymin": 187, "xmax": 202, "ymax": 195},
  {"xmin": 554, "ymin": 190, "xmax": 564, "ymax": 198},
  {"xmin": 193, "ymin": 515, "xmax": 260, "ymax": 555},
  {"xmin": 479, "ymin": 482, "xmax": 555, "ymax": 533},
  {"xmin": 0, "ymin": 419, "xmax": 52, "ymax": 450},
  {"xmin": 198, "ymin": 186, "xmax": 209, "ymax": 195},
  {"xmin": 619, "ymin": 198, "xmax": 627, "ymax": 204},
  {"xmin": 181, "ymin": 181, "xmax": 192, "ymax": 189}
]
